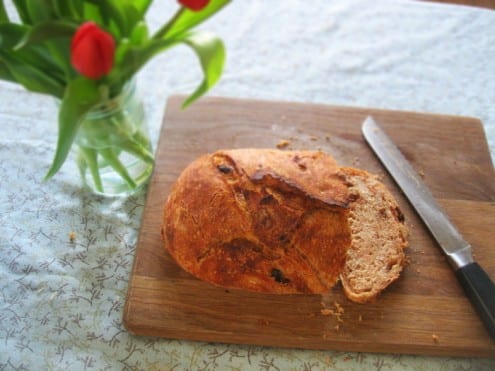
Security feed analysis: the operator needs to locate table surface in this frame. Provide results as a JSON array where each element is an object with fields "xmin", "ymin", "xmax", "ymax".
[
  {"xmin": 427, "ymin": 0, "xmax": 495, "ymax": 10},
  {"xmin": 1, "ymin": 0, "xmax": 494, "ymax": 370}
]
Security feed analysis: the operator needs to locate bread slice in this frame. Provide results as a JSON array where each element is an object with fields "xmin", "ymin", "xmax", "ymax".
[{"xmin": 339, "ymin": 167, "xmax": 409, "ymax": 303}]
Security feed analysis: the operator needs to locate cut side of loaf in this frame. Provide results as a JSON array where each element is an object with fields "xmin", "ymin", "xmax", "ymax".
[{"xmin": 339, "ymin": 167, "xmax": 409, "ymax": 303}]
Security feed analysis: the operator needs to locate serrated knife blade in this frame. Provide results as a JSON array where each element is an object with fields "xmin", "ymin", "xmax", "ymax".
[{"xmin": 362, "ymin": 116, "xmax": 495, "ymax": 339}]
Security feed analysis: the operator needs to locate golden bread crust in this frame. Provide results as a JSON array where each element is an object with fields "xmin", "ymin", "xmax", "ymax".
[{"xmin": 163, "ymin": 149, "xmax": 352, "ymax": 294}]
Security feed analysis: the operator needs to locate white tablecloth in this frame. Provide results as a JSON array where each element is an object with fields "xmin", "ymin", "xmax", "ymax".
[{"xmin": 1, "ymin": 0, "xmax": 494, "ymax": 369}]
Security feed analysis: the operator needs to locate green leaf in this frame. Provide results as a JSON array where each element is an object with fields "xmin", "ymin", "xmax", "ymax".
[
  {"xmin": 0, "ymin": 60, "xmax": 16, "ymax": 82},
  {"xmin": 108, "ymin": 30, "xmax": 226, "ymax": 105},
  {"xmin": 45, "ymin": 38, "xmax": 74, "ymax": 80},
  {"xmin": 0, "ymin": 1, "xmax": 9, "ymax": 22},
  {"xmin": 129, "ymin": 21, "xmax": 148, "ymax": 46},
  {"xmin": 114, "ymin": 39, "xmax": 131, "ymax": 69},
  {"xmin": 26, "ymin": 0, "xmax": 54, "ymax": 23},
  {"xmin": 94, "ymin": 0, "xmax": 127, "ymax": 37},
  {"xmin": 44, "ymin": 77, "xmax": 100, "ymax": 180},
  {"xmin": 154, "ymin": 0, "xmax": 231, "ymax": 40},
  {"xmin": 84, "ymin": 0, "xmax": 144, "ymax": 38},
  {"xmin": 12, "ymin": 0, "xmax": 32, "ymax": 24},
  {"xmin": 107, "ymin": 37, "xmax": 178, "ymax": 92},
  {"xmin": 119, "ymin": 2, "xmax": 144, "ymax": 36},
  {"xmin": 0, "ymin": 23, "xmax": 68, "ymax": 90},
  {"xmin": 0, "ymin": 51, "xmax": 65, "ymax": 97},
  {"xmin": 132, "ymin": 0, "xmax": 152, "ymax": 16},
  {"xmin": 82, "ymin": 3, "xmax": 104, "ymax": 27},
  {"xmin": 51, "ymin": 0, "xmax": 83, "ymax": 20},
  {"xmin": 181, "ymin": 31, "xmax": 226, "ymax": 108},
  {"xmin": 13, "ymin": 0, "xmax": 57, "ymax": 24},
  {"xmin": 0, "ymin": 23, "xmax": 26, "ymax": 48},
  {"xmin": 14, "ymin": 20, "xmax": 77, "ymax": 50}
]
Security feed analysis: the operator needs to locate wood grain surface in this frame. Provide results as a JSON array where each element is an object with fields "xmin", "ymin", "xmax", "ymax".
[
  {"xmin": 423, "ymin": 0, "xmax": 495, "ymax": 10},
  {"xmin": 123, "ymin": 96, "xmax": 495, "ymax": 357}
]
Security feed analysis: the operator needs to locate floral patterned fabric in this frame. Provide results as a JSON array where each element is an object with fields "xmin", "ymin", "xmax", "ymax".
[{"xmin": 1, "ymin": 0, "xmax": 494, "ymax": 369}]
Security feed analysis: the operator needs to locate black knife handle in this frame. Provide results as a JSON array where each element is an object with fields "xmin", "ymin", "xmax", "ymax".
[{"xmin": 456, "ymin": 262, "xmax": 495, "ymax": 339}]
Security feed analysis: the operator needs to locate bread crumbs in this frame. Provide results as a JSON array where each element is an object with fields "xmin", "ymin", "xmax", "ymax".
[
  {"xmin": 276, "ymin": 139, "xmax": 291, "ymax": 149},
  {"xmin": 321, "ymin": 302, "xmax": 344, "ymax": 323},
  {"xmin": 321, "ymin": 308, "xmax": 333, "ymax": 316}
]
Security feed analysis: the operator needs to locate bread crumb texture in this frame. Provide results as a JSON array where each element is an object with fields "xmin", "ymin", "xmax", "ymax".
[{"xmin": 339, "ymin": 167, "xmax": 409, "ymax": 303}]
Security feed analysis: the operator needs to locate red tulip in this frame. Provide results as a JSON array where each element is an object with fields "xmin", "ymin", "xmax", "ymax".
[
  {"xmin": 178, "ymin": 0, "xmax": 210, "ymax": 11},
  {"xmin": 71, "ymin": 22, "xmax": 115, "ymax": 80}
]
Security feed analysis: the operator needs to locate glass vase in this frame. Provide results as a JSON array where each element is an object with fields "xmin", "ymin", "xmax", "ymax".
[{"xmin": 74, "ymin": 81, "xmax": 154, "ymax": 197}]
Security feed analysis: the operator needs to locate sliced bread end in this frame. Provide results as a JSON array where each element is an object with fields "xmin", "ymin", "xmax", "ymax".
[{"xmin": 339, "ymin": 167, "xmax": 409, "ymax": 303}]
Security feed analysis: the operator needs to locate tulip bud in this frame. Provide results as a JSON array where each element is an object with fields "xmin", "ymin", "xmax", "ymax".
[
  {"xmin": 71, "ymin": 22, "xmax": 115, "ymax": 80},
  {"xmin": 178, "ymin": 0, "xmax": 210, "ymax": 11}
]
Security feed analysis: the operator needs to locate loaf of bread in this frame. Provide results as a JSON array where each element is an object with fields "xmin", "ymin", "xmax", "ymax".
[{"xmin": 162, "ymin": 149, "xmax": 408, "ymax": 302}]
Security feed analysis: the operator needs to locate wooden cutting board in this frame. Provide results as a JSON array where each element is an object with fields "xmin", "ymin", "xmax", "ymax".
[{"xmin": 123, "ymin": 96, "xmax": 495, "ymax": 357}]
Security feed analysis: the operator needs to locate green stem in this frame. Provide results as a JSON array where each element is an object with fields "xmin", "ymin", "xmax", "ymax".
[
  {"xmin": 99, "ymin": 148, "xmax": 137, "ymax": 189},
  {"xmin": 152, "ymin": 7, "xmax": 185, "ymax": 39},
  {"xmin": 134, "ymin": 129, "xmax": 152, "ymax": 147},
  {"xmin": 79, "ymin": 146, "xmax": 104, "ymax": 192},
  {"xmin": 120, "ymin": 138, "xmax": 154, "ymax": 164}
]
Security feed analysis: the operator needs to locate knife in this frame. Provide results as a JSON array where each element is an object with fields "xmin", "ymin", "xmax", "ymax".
[{"xmin": 362, "ymin": 116, "xmax": 495, "ymax": 339}]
